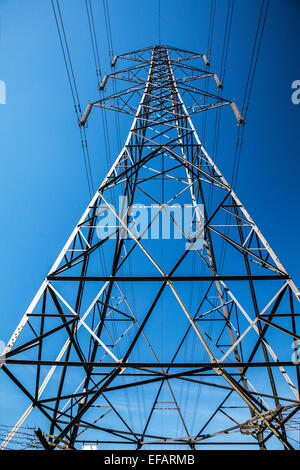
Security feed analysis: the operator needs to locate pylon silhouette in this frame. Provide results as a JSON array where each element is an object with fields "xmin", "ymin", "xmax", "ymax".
[{"xmin": 1, "ymin": 45, "xmax": 299, "ymax": 450}]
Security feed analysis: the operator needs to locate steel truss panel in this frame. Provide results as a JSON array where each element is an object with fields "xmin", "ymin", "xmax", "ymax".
[{"xmin": 1, "ymin": 45, "xmax": 299, "ymax": 451}]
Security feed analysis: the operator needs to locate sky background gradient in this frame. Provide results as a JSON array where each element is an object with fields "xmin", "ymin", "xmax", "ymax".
[{"xmin": 0, "ymin": 0, "xmax": 299, "ymax": 448}]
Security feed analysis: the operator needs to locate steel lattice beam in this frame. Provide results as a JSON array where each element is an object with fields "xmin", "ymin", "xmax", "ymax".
[{"xmin": 0, "ymin": 45, "xmax": 299, "ymax": 451}]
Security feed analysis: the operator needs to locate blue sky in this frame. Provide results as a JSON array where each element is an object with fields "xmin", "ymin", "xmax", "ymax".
[{"xmin": 0, "ymin": 0, "xmax": 299, "ymax": 449}]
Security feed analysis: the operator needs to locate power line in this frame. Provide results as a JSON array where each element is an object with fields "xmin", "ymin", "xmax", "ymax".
[
  {"xmin": 84, "ymin": 0, "xmax": 114, "ymax": 177},
  {"xmin": 219, "ymin": 0, "xmax": 270, "ymax": 273},
  {"xmin": 158, "ymin": 0, "xmax": 161, "ymax": 45},
  {"xmin": 103, "ymin": 0, "xmax": 114, "ymax": 59},
  {"xmin": 208, "ymin": 0, "xmax": 235, "ymax": 215},
  {"xmin": 103, "ymin": 0, "xmax": 122, "ymax": 155},
  {"xmin": 220, "ymin": 0, "xmax": 234, "ymax": 85},
  {"xmin": 51, "ymin": 0, "xmax": 80, "ymax": 117},
  {"xmin": 231, "ymin": 0, "xmax": 270, "ymax": 190},
  {"xmin": 201, "ymin": 0, "xmax": 216, "ymax": 143},
  {"xmin": 51, "ymin": 0, "xmax": 95, "ymax": 198},
  {"xmin": 85, "ymin": 0, "xmax": 102, "ymax": 87}
]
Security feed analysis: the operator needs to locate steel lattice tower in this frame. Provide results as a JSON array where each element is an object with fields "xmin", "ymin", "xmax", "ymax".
[{"xmin": 1, "ymin": 45, "xmax": 299, "ymax": 451}]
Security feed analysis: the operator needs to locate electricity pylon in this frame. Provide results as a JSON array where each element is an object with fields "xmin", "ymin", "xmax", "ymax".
[{"xmin": 1, "ymin": 45, "xmax": 299, "ymax": 451}]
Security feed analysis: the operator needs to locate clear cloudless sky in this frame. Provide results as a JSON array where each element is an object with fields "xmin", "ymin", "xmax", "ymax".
[{"xmin": 0, "ymin": 0, "xmax": 299, "ymax": 436}]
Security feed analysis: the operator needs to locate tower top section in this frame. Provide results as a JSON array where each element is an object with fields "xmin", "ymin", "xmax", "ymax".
[{"xmin": 79, "ymin": 44, "xmax": 244, "ymax": 127}]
